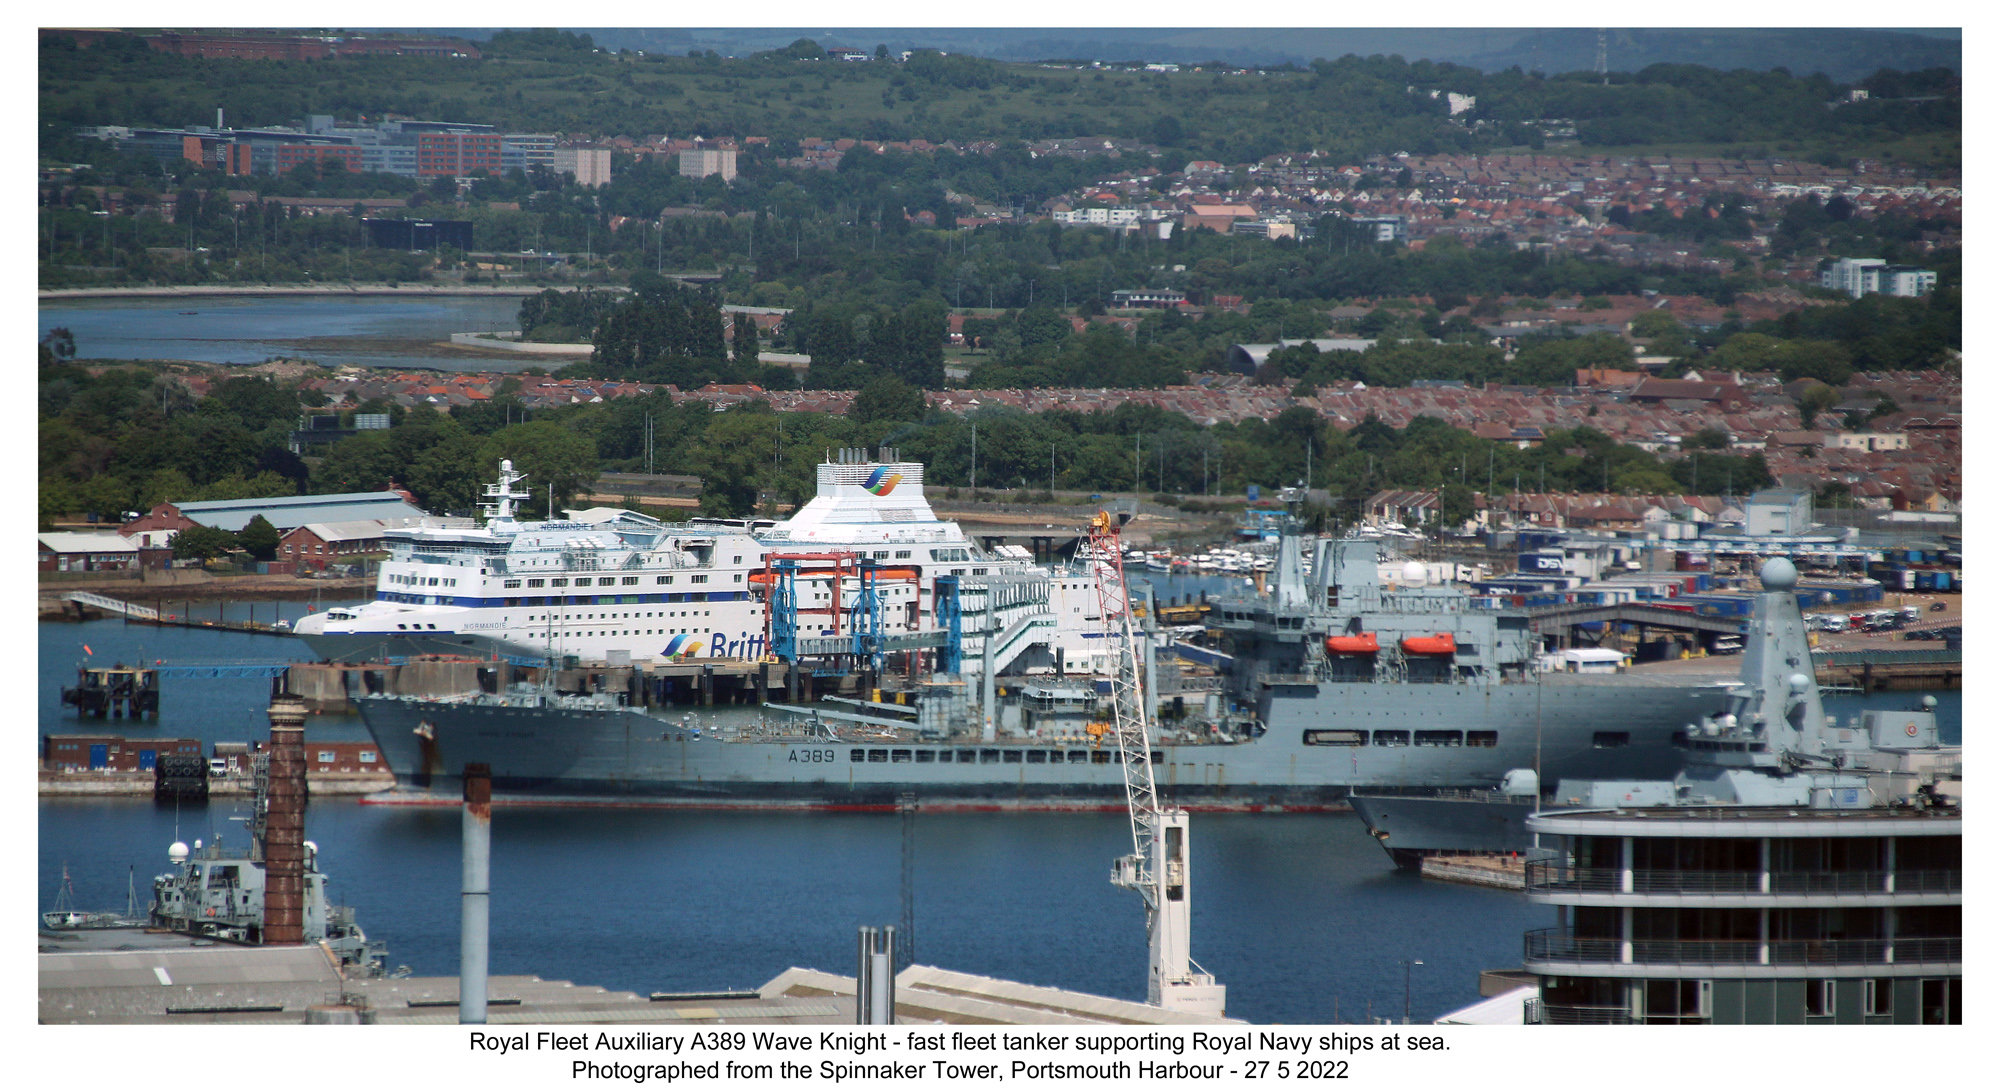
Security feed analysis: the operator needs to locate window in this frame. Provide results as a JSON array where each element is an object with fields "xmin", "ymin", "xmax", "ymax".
[
  {"xmin": 1304, "ymin": 729, "xmax": 1366, "ymax": 746},
  {"xmin": 850, "ymin": 749, "xmax": 865, "ymax": 763},
  {"xmin": 1026, "ymin": 750, "xmax": 1047, "ymax": 763},
  {"xmin": 622, "ymin": 576, "xmax": 638, "ymax": 586},
  {"xmin": 661, "ymin": 576, "xmax": 673, "ymax": 584},
  {"xmin": 528, "ymin": 578, "xmax": 545, "ymax": 588},
  {"xmin": 598, "ymin": 577, "xmax": 616, "ymax": 587},
  {"xmin": 691, "ymin": 574, "xmax": 708, "ymax": 584},
  {"xmin": 1805, "ymin": 979, "xmax": 1833, "ymax": 1018},
  {"xmin": 317, "ymin": 751, "xmax": 336, "ymax": 764},
  {"xmin": 979, "ymin": 749, "xmax": 1000, "ymax": 763},
  {"xmin": 1003, "ymin": 750, "xmax": 1023, "ymax": 763},
  {"xmin": 891, "ymin": 749, "xmax": 912, "ymax": 763},
  {"xmin": 1864, "ymin": 978, "xmax": 1892, "ymax": 1017},
  {"xmin": 896, "ymin": 550, "xmax": 911, "ymax": 560},
  {"xmin": 1467, "ymin": 731, "xmax": 1499, "ymax": 748},
  {"xmin": 1415, "ymin": 730, "xmax": 1463, "ymax": 747},
  {"xmin": 1372, "ymin": 731, "xmax": 1410, "ymax": 747},
  {"xmin": 956, "ymin": 750, "xmax": 976, "ymax": 763},
  {"xmin": 551, "ymin": 578, "xmax": 568, "ymax": 587},
  {"xmin": 1592, "ymin": 731, "xmax": 1631, "ymax": 749},
  {"xmin": 503, "ymin": 579, "xmax": 521, "ymax": 589},
  {"xmin": 359, "ymin": 750, "xmax": 377, "ymax": 764},
  {"xmin": 914, "ymin": 750, "xmax": 935, "ymax": 763},
  {"xmin": 868, "ymin": 749, "xmax": 888, "ymax": 763}
]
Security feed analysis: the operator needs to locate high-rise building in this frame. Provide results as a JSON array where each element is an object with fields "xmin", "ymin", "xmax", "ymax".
[
  {"xmin": 555, "ymin": 147, "xmax": 613, "ymax": 187},
  {"xmin": 679, "ymin": 146, "xmax": 738, "ymax": 182}
]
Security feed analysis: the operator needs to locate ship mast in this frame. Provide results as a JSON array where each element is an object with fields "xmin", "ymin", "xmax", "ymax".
[
  {"xmin": 1087, "ymin": 512, "xmax": 1225, "ymax": 1015},
  {"xmin": 479, "ymin": 459, "xmax": 532, "ymax": 524}
]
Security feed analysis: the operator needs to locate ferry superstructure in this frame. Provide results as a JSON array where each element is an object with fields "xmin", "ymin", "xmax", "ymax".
[{"xmin": 294, "ymin": 451, "xmax": 1076, "ymax": 669}]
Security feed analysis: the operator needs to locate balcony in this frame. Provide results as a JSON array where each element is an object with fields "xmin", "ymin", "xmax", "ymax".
[
  {"xmin": 1526, "ymin": 863, "xmax": 1961, "ymax": 899},
  {"xmin": 1525, "ymin": 928, "xmax": 1962, "ymax": 970},
  {"xmin": 1525, "ymin": 1000, "xmax": 1635, "ymax": 1025}
]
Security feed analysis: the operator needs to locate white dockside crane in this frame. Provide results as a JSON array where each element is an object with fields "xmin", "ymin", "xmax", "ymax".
[{"xmin": 1086, "ymin": 512, "xmax": 1227, "ymax": 1016}]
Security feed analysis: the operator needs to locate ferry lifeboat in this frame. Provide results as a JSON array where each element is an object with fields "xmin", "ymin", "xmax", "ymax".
[
  {"xmin": 1324, "ymin": 633, "xmax": 1380, "ymax": 656},
  {"xmin": 1399, "ymin": 633, "xmax": 1457, "ymax": 655}
]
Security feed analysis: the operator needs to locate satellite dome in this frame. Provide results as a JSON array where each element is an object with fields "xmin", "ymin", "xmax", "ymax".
[
  {"xmin": 1789, "ymin": 673, "xmax": 1811, "ymax": 694},
  {"xmin": 1401, "ymin": 561, "xmax": 1427, "ymax": 584},
  {"xmin": 1759, "ymin": 556, "xmax": 1798, "ymax": 591},
  {"xmin": 1499, "ymin": 769, "xmax": 1539, "ymax": 796},
  {"xmin": 169, "ymin": 841, "xmax": 189, "ymax": 863}
]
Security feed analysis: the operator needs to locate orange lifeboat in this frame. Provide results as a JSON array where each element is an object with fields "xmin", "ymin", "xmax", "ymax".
[
  {"xmin": 1324, "ymin": 633, "xmax": 1380, "ymax": 656},
  {"xmin": 1399, "ymin": 633, "xmax": 1457, "ymax": 655}
]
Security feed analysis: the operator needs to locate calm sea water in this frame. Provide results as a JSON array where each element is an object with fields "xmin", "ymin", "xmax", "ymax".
[
  {"xmin": 37, "ymin": 613, "xmax": 1961, "ymax": 1023},
  {"xmin": 38, "ymin": 295, "xmax": 531, "ymax": 372}
]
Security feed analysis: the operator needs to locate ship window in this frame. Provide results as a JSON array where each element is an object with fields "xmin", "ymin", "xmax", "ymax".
[
  {"xmin": 599, "ymin": 577, "xmax": 616, "ymax": 587},
  {"xmin": 978, "ymin": 749, "xmax": 1000, "ymax": 763},
  {"xmin": 850, "ymin": 749, "xmax": 865, "ymax": 763},
  {"xmin": 1093, "ymin": 751, "xmax": 1112, "ymax": 764},
  {"xmin": 957, "ymin": 750, "xmax": 976, "ymax": 764},
  {"xmin": 622, "ymin": 577, "xmax": 638, "ymax": 586},
  {"xmin": 551, "ymin": 578, "xmax": 568, "ymax": 587},
  {"xmin": 692, "ymin": 575, "xmax": 708, "ymax": 584},
  {"xmin": 1026, "ymin": 750, "xmax": 1046, "ymax": 763},
  {"xmin": 1467, "ymin": 731, "xmax": 1499, "ymax": 748},
  {"xmin": 1068, "ymin": 750, "xmax": 1089, "ymax": 763},
  {"xmin": 1303, "ymin": 729, "xmax": 1365, "ymax": 746},
  {"xmin": 1415, "ymin": 731, "xmax": 1463, "ymax": 747},
  {"xmin": 1151, "ymin": 750, "xmax": 1164, "ymax": 764},
  {"xmin": 896, "ymin": 551, "xmax": 911, "ymax": 559},
  {"xmin": 1372, "ymin": 731, "xmax": 1410, "ymax": 747},
  {"xmin": 503, "ymin": 579, "xmax": 521, "ymax": 589},
  {"xmin": 868, "ymin": 749, "xmax": 888, "ymax": 763},
  {"xmin": 1002, "ymin": 750, "xmax": 1023, "ymax": 763},
  {"xmin": 528, "ymin": 578, "xmax": 544, "ymax": 588},
  {"xmin": 914, "ymin": 750, "xmax": 935, "ymax": 763},
  {"xmin": 663, "ymin": 576, "xmax": 674, "ymax": 584},
  {"xmin": 1592, "ymin": 732, "xmax": 1631, "ymax": 749},
  {"xmin": 891, "ymin": 749, "xmax": 912, "ymax": 763}
]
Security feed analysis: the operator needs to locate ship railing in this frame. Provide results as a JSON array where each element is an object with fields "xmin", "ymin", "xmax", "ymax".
[
  {"xmin": 1526, "ymin": 864, "xmax": 1963, "ymax": 897},
  {"xmin": 1526, "ymin": 928, "xmax": 1961, "ymax": 967}
]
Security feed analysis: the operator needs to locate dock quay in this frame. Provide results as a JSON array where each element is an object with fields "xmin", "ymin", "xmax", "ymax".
[
  {"xmin": 1419, "ymin": 854, "xmax": 1529, "ymax": 891},
  {"xmin": 37, "ymin": 931, "xmax": 1237, "ymax": 1025},
  {"xmin": 1812, "ymin": 649, "xmax": 1962, "ymax": 691}
]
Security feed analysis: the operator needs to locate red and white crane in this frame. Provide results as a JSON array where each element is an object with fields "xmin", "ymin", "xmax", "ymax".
[{"xmin": 1086, "ymin": 512, "xmax": 1226, "ymax": 1016}]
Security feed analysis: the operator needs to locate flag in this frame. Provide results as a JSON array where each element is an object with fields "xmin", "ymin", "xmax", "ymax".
[{"xmin": 82, "ymin": 644, "xmax": 92, "ymax": 656}]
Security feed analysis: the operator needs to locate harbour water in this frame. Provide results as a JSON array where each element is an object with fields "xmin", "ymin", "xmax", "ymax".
[
  {"xmin": 37, "ymin": 611, "xmax": 1960, "ymax": 1023},
  {"xmin": 38, "ymin": 294, "xmax": 531, "ymax": 372}
]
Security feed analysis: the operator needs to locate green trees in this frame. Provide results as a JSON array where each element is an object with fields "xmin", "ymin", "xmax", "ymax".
[
  {"xmin": 236, "ymin": 515, "xmax": 281, "ymax": 561},
  {"xmin": 849, "ymin": 375, "xmax": 930, "ymax": 427},
  {"xmin": 170, "ymin": 523, "xmax": 238, "ymax": 562}
]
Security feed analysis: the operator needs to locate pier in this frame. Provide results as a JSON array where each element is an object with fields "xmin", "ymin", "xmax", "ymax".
[{"xmin": 58, "ymin": 591, "xmax": 297, "ymax": 636}]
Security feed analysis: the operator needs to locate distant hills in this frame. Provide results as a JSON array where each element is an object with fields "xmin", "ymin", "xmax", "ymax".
[{"xmin": 540, "ymin": 27, "xmax": 1959, "ymax": 84}]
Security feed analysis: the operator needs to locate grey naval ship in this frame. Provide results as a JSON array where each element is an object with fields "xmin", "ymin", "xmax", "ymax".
[
  {"xmin": 353, "ymin": 531, "xmax": 1733, "ymax": 809},
  {"xmin": 1350, "ymin": 555, "xmax": 1962, "ymax": 865}
]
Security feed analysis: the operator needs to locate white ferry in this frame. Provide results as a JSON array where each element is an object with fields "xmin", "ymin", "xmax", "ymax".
[{"xmin": 293, "ymin": 450, "xmax": 1089, "ymax": 669}]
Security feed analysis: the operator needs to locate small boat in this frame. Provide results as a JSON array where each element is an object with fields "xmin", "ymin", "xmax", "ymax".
[
  {"xmin": 1325, "ymin": 633, "xmax": 1380, "ymax": 656},
  {"xmin": 1399, "ymin": 633, "xmax": 1457, "ymax": 655}
]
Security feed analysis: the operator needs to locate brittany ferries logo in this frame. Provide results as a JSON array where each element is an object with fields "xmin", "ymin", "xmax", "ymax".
[
  {"xmin": 662, "ymin": 635, "xmax": 704, "ymax": 659},
  {"xmin": 863, "ymin": 466, "xmax": 903, "ymax": 496}
]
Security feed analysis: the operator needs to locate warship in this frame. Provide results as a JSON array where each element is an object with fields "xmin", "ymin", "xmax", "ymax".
[
  {"xmin": 351, "ymin": 534, "xmax": 1733, "ymax": 807},
  {"xmin": 1351, "ymin": 555, "xmax": 1962, "ymax": 866}
]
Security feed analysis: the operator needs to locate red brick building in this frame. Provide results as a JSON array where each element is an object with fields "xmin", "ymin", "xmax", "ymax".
[
  {"xmin": 44, "ymin": 736, "xmax": 202, "ymax": 772},
  {"xmin": 277, "ymin": 520, "xmax": 394, "ymax": 571}
]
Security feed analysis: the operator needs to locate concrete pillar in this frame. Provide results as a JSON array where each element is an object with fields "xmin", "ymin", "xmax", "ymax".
[
  {"xmin": 700, "ymin": 666, "xmax": 714, "ymax": 707},
  {"xmin": 1620, "ymin": 836, "xmax": 1634, "ymax": 894},
  {"xmin": 460, "ymin": 763, "xmax": 492, "ymax": 1025},
  {"xmin": 758, "ymin": 661, "xmax": 770, "ymax": 706}
]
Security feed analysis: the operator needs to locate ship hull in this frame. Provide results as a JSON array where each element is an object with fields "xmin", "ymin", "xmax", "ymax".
[
  {"xmin": 356, "ymin": 675, "xmax": 1728, "ymax": 808},
  {"xmin": 1348, "ymin": 793, "xmax": 1537, "ymax": 867}
]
